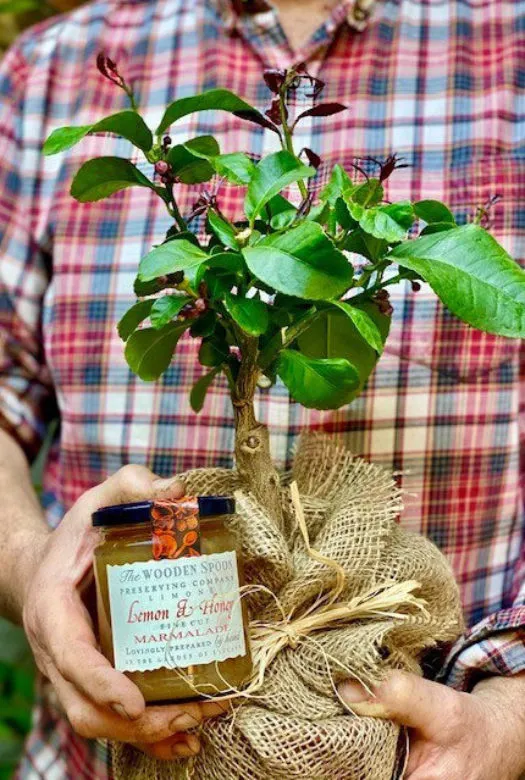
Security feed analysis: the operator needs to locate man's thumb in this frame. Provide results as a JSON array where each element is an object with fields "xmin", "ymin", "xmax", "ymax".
[{"xmin": 339, "ymin": 671, "xmax": 460, "ymax": 736}]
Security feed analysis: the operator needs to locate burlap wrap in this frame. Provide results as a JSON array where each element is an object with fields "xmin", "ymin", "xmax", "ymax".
[{"xmin": 110, "ymin": 434, "xmax": 464, "ymax": 779}]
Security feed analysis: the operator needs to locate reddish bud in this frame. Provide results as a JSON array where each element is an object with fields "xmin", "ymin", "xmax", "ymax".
[
  {"xmin": 263, "ymin": 69, "xmax": 286, "ymax": 94},
  {"xmin": 295, "ymin": 102, "xmax": 347, "ymax": 123},
  {"xmin": 300, "ymin": 147, "xmax": 321, "ymax": 169},
  {"xmin": 155, "ymin": 160, "xmax": 170, "ymax": 175},
  {"xmin": 411, "ymin": 281, "xmax": 421, "ymax": 292},
  {"xmin": 96, "ymin": 52, "xmax": 125, "ymax": 88},
  {"xmin": 265, "ymin": 96, "xmax": 284, "ymax": 125},
  {"xmin": 194, "ymin": 298, "xmax": 207, "ymax": 312}
]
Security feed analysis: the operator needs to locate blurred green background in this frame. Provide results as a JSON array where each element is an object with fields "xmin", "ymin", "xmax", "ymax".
[
  {"xmin": 0, "ymin": 431, "xmax": 59, "ymax": 778},
  {"xmin": 0, "ymin": 2, "xmax": 81, "ymax": 775}
]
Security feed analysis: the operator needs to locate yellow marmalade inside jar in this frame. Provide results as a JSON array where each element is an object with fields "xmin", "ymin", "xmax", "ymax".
[{"xmin": 93, "ymin": 498, "xmax": 252, "ymax": 703}]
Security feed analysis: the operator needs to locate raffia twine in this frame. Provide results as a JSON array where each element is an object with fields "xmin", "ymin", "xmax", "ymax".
[{"xmin": 110, "ymin": 433, "xmax": 464, "ymax": 780}]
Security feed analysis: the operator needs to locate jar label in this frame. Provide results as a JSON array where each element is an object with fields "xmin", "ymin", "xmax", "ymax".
[{"xmin": 106, "ymin": 551, "xmax": 247, "ymax": 673}]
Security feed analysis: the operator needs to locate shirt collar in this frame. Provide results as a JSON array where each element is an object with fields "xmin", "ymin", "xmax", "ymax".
[{"xmin": 216, "ymin": 0, "xmax": 376, "ymax": 34}]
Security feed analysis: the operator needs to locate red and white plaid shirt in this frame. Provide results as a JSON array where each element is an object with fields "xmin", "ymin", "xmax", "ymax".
[{"xmin": 0, "ymin": 0, "xmax": 523, "ymax": 776}]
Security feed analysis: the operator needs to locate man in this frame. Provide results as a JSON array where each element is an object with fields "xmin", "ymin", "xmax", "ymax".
[{"xmin": 0, "ymin": 0, "xmax": 523, "ymax": 777}]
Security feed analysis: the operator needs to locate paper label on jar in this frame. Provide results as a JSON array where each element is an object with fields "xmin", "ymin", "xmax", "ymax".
[{"xmin": 106, "ymin": 551, "xmax": 246, "ymax": 673}]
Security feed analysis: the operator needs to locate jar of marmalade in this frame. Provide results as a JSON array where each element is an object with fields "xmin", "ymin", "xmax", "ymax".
[{"xmin": 92, "ymin": 496, "xmax": 252, "ymax": 703}]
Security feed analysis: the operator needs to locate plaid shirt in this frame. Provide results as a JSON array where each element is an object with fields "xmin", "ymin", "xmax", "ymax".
[{"xmin": 0, "ymin": 0, "xmax": 523, "ymax": 776}]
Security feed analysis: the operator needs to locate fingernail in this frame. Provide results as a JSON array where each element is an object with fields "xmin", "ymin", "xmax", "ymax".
[
  {"xmin": 201, "ymin": 701, "xmax": 230, "ymax": 718},
  {"xmin": 338, "ymin": 681, "xmax": 371, "ymax": 704},
  {"xmin": 111, "ymin": 703, "xmax": 132, "ymax": 720},
  {"xmin": 172, "ymin": 734, "xmax": 200, "ymax": 757},
  {"xmin": 170, "ymin": 712, "xmax": 200, "ymax": 732}
]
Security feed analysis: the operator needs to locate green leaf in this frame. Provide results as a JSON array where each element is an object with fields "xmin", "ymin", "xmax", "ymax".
[
  {"xmin": 117, "ymin": 299, "xmax": 154, "ymax": 341},
  {"xmin": 157, "ymin": 88, "xmax": 277, "ymax": 135},
  {"xmin": 70, "ymin": 157, "xmax": 157, "ymax": 202},
  {"xmin": 43, "ymin": 111, "xmax": 153, "ymax": 155},
  {"xmin": 297, "ymin": 302, "xmax": 390, "ymax": 399},
  {"xmin": 243, "ymin": 222, "xmax": 353, "ymax": 300},
  {"xmin": 414, "ymin": 200, "xmax": 456, "ymax": 225},
  {"xmin": 349, "ymin": 178, "xmax": 384, "ymax": 206},
  {"xmin": 346, "ymin": 200, "xmax": 414, "ymax": 243},
  {"xmin": 328, "ymin": 300, "xmax": 385, "ymax": 353},
  {"xmin": 190, "ymin": 368, "xmax": 221, "ymax": 412},
  {"xmin": 390, "ymin": 224, "xmax": 525, "ymax": 338},
  {"xmin": 190, "ymin": 310, "xmax": 217, "ymax": 338},
  {"xmin": 150, "ymin": 295, "xmax": 191, "ymax": 328},
  {"xmin": 195, "ymin": 252, "xmax": 244, "ymax": 287},
  {"xmin": 245, "ymin": 151, "xmax": 315, "ymax": 221},
  {"xmin": 270, "ymin": 209, "xmax": 297, "ymax": 230},
  {"xmin": 307, "ymin": 202, "xmax": 331, "ymax": 225},
  {"xmin": 319, "ymin": 164, "xmax": 353, "ymax": 204},
  {"xmin": 138, "ymin": 240, "xmax": 208, "ymax": 282},
  {"xmin": 277, "ymin": 349, "xmax": 360, "ymax": 410},
  {"xmin": 335, "ymin": 197, "xmax": 358, "ymax": 230},
  {"xmin": 212, "ymin": 153, "xmax": 256, "ymax": 185},
  {"xmin": 420, "ymin": 221, "xmax": 457, "ymax": 236},
  {"xmin": 207, "ymin": 210, "xmax": 239, "ymax": 249},
  {"xmin": 344, "ymin": 229, "xmax": 388, "ymax": 262},
  {"xmin": 167, "ymin": 135, "xmax": 220, "ymax": 184},
  {"xmin": 199, "ymin": 335, "xmax": 230, "ymax": 367},
  {"xmin": 125, "ymin": 323, "xmax": 188, "ymax": 381},
  {"xmin": 224, "ymin": 293, "xmax": 269, "ymax": 336}
]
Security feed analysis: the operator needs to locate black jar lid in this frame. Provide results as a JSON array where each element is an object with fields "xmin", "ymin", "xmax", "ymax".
[{"xmin": 92, "ymin": 496, "xmax": 235, "ymax": 527}]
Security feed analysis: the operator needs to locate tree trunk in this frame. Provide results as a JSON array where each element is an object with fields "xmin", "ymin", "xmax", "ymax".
[{"xmin": 232, "ymin": 337, "xmax": 283, "ymax": 527}]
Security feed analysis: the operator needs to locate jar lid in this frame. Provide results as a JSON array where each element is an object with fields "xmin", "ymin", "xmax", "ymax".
[{"xmin": 92, "ymin": 496, "xmax": 235, "ymax": 527}]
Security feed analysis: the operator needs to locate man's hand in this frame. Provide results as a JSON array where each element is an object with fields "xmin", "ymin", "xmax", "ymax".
[
  {"xmin": 339, "ymin": 670, "xmax": 525, "ymax": 779},
  {"xmin": 21, "ymin": 464, "xmax": 227, "ymax": 760}
]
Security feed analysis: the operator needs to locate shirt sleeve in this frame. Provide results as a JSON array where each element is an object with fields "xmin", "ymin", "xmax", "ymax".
[
  {"xmin": 437, "ymin": 584, "xmax": 525, "ymax": 692},
  {"xmin": 0, "ymin": 41, "xmax": 56, "ymax": 460}
]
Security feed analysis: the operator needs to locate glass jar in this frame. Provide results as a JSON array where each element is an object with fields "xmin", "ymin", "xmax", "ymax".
[{"xmin": 93, "ymin": 495, "xmax": 252, "ymax": 703}]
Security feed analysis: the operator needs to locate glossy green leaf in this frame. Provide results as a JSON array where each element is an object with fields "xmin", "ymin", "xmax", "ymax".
[
  {"xmin": 277, "ymin": 349, "xmax": 360, "ymax": 410},
  {"xmin": 390, "ymin": 223, "xmax": 525, "ymax": 337},
  {"xmin": 270, "ymin": 209, "xmax": 297, "ymax": 230},
  {"xmin": 344, "ymin": 229, "xmax": 388, "ymax": 262},
  {"xmin": 349, "ymin": 178, "xmax": 384, "ymax": 206},
  {"xmin": 245, "ymin": 151, "xmax": 315, "ymax": 221},
  {"xmin": 167, "ymin": 135, "xmax": 219, "ymax": 184},
  {"xmin": 190, "ymin": 368, "xmax": 221, "ymax": 412},
  {"xmin": 328, "ymin": 300, "xmax": 385, "ymax": 353},
  {"xmin": 150, "ymin": 295, "xmax": 191, "ymax": 328},
  {"xmin": 125, "ymin": 322, "xmax": 188, "ymax": 381},
  {"xmin": 207, "ymin": 210, "xmax": 239, "ymax": 249},
  {"xmin": 199, "ymin": 335, "xmax": 230, "ymax": 367},
  {"xmin": 44, "ymin": 111, "xmax": 153, "ymax": 155},
  {"xmin": 243, "ymin": 222, "xmax": 353, "ymax": 300},
  {"xmin": 195, "ymin": 252, "xmax": 244, "ymax": 287},
  {"xmin": 346, "ymin": 200, "xmax": 414, "ymax": 243},
  {"xmin": 224, "ymin": 293, "xmax": 269, "ymax": 336},
  {"xmin": 157, "ymin": 88, "xmax": 278, "ymax": 135},
  {"xmin": 335, "ymin": 197, "xmax": 358, "ymax": 230},
  {"xmin": 420, "ymin": 221, "xmax": 457, "ymax": 236},
  {"xmin": 117, "ymin": 299, "xmax": 154, "ymax": 341},
  {"xmin": 190, "ymin": 310, "xmax": 217, "ymax": 338},
  {"xmin": 414, "ymin": 200, "xmax": 456, "ymax": 225},
  {"xmin": 319, "ymin": 164, "xmax": 353, "ymax": 204},
  {"xmin": 212, "ymin": 153, "xmax": 256, "ymax": 185},
  {"xmin": 297, "ymin": 302, "xmax": 390, "ymax": 399},
  {"xmin": 138, "ymin": 240, "xmax": 208, "ymax": 282},
  {"xmin": 70, "ymin": 157, "xmax": 157, "ymax": 202}
]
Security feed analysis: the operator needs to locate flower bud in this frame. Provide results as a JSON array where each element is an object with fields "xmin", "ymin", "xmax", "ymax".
[{"xmin": 155, "ymin": 160, "xmax": 170, "ymax": 175}]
